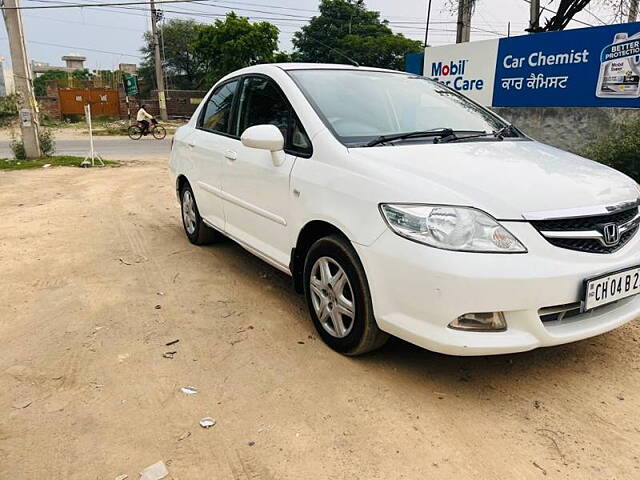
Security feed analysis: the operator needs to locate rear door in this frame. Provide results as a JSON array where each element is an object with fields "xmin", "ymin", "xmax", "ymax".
[
  {"xmin": 221, "ymin": 75, "xmax": 313, "ymax": 270},
  {"xmin": 189, "ymin": 79, "xmax": 240, "ymax": 230}
]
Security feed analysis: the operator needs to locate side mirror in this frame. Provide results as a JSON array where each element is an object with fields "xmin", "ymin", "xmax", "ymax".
[{"xmin": 241, "ymin": 124, "xmax": 284, "ymax": 152}]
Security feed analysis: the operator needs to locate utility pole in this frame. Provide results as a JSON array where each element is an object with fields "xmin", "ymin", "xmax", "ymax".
[
  {"xmin": 455, "ymin": 0, "xmax": 472, "ymax": 43},
  {"xmin": 2, "ymin": 0, "xmax": 40, "ymax": 158},
  {"xmin": 424, "ymin": 0, "xmax": 433, "ymax": 47},
  {"xmin": 630, "ymin": 0, "xmax": 639, "ymax": 22},
  {"xmin": 149, "ymin": 0, "xmax": 168, "ymax": 121},
  {"xmin": 527, "ymin": 0, "xmax": 543, "ymax": 33}
]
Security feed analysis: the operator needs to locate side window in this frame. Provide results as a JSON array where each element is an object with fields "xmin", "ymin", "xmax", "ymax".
[
  {"xmin": 236, "ymin": 77, "xmax": 290, "ymax": 137},
  {"xmin": 291, "ymin": 115, "xmax": 312, "ymax": 154},
  {"xmin": 199, "ymin": 79, "xmax": 239, "ymax": 134},
  {"xmin": 237, "ymin": 76, "xmax": 312, "ymax": 156}
]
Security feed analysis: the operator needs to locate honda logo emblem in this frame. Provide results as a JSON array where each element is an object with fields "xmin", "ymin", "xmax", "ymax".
[{"xmin": 602, "ymin": 223, "xmax": 621, "ymax": 246}]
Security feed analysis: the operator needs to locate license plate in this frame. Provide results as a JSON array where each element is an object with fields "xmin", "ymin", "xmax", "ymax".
[{"xmin": 585, "ymin": 266, "xmax": 640, "ymax": 310}]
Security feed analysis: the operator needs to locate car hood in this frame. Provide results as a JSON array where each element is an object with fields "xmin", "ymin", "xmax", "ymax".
[{"xmin": 347, "ymin": 140, "xmax": 639, "ymax": 220}]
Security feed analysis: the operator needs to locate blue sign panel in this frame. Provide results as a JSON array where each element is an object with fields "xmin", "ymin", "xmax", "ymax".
[{"xmin": 493, "ymin": 22, "xmax": 640, "ymax": 107}]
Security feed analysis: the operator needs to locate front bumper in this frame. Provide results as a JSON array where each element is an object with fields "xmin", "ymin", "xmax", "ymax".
[{"xmin": 354, "ymin": 221, "xmax": 640, "ymax": 356}]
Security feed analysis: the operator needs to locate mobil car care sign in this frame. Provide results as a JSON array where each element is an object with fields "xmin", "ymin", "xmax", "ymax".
[{"xmin": 424, "ymin": 39, "xmax": 499, "ymax": 105}]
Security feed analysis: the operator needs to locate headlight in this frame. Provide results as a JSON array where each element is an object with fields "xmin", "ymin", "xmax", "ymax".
[{"xmin": 380, "ymin": 204, "xmax": 527, "ymax": 253}]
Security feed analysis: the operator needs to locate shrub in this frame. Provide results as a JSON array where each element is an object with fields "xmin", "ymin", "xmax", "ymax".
[
  {"xmin": 10, "ymin": 128, "xmax": 56, "ymax": 160},
  {"xmin": 39, "ymin": 129, "xmax": 56, "ymax": 156},
  {"xmin": 581, "ymin": 117, "xmax": 640, "ymax": 183},
  {"xmin": 9, "ymin": 136, "xmax": 26, "ymax": 160},
  {"xmin": 0, "ymin": 95, "xmax": 18, "ymax": 127}
]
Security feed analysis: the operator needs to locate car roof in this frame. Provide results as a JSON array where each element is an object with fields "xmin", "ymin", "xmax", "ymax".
[
  {"xmin": 231, "ymin": 63, "xmax": 401, "ymax": 75},
  {"xmin": 275, "ymin": 63, "xmax": 395, "ymax": 73},
  {"xmin": 213, "ymin": 63, "xmax": 411, "ymax": 90}
]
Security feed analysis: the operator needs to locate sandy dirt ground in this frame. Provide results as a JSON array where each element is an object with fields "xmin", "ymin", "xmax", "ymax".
[{"xmin": 1, "ymin": 153, "xmax": 639, "ymax": 480}]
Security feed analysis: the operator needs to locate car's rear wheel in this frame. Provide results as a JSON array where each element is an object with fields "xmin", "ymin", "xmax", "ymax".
[
  {"xmin": 180, "ymin": 183, "xmax": 221, "ymax": 245},
  {"xmin": 303, "ymin": 235, "xmax": 388, "ymax": 355}
]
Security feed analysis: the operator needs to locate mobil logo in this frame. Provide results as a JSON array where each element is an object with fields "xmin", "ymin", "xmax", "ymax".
[{"xmin": 431, "ymin": 59, "xmax": 468, "ymax": 77}]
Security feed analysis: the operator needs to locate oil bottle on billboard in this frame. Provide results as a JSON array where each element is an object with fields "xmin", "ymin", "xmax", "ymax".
[{"xmin": 596, "ymin": 31, "xmax": 640, "ymax": 98}]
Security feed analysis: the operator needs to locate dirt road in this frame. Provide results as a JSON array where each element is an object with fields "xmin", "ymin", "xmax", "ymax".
[{"xmin": 1, "ymin": 154, "xmax": 639, "ymax": 479}]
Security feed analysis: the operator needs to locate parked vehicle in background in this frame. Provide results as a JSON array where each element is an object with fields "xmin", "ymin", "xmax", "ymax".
[{"xmin": 170, "ymin": 63, "xmax": 640, "ymax": 356}]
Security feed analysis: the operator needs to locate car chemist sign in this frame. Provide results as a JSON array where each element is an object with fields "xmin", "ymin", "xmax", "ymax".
[{"xmin": 423, "ymin": 21, "xmax": 640, "ymax": 107}]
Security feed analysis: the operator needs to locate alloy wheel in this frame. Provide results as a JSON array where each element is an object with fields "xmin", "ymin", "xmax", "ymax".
[
  {"xmin": 309, "ymin": 256, "xmax": 356, "ymax": 338},
  {"xmin": 182, "ymin": 189, "xmax": 197, "ymax": 235}
]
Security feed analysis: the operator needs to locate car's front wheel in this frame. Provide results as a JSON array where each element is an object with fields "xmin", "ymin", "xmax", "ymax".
[
  {"xmin": 180, "ymin": 183, "xmax": 221, "ymax": 245},
  {"xmin": 303, "ymin": 235, "xmax": 388, "ymax": 355}
]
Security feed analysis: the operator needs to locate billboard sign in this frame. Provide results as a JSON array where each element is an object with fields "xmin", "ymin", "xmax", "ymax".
[
  {"xmin": 122, "ymin": 74, "xmax": 138, "ymax": 96},
  {"xmin": 424, "ymin": 39, "xmax": 499, "ymax": 105},
  {"xmin": 423, "ymin": 21, "xmax": 640, "ymax": 107}
]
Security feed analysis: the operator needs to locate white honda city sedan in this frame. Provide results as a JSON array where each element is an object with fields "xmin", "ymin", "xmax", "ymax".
[{"xmin": 169, "ymin": 63, "xmax": 640, "ymax": 356}]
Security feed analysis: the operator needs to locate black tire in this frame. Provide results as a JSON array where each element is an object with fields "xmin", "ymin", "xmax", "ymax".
[
  {"xmin": 127, "ymin": 125, "xmax": 143, "ymax": 140},
  {"xmin": 180, "ymin": 182, "xmax": 221, "ymax": 245},
  {"xmin": 303, "ymin": 235, "xmax": 388, "ymax": 356},
  {"xmin": 152, "ymin": 125, "xmax": 167, "ymax": 140}
]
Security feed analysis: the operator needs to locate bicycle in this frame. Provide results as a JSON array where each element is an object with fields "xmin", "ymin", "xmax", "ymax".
[{"xmin": 127, "ymin": 118, "xmax": 167, "ymax": 140}]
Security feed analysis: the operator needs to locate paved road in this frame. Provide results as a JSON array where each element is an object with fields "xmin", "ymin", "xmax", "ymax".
[{"xmin": 0, "ymin": 135, "xmax": 171, "ymax": 160}]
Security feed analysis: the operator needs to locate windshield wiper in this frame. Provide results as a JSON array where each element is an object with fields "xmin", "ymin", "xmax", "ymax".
[
  {"xmin": 439, "ymin": 124, "xmax": 517, "ymax": 144},
  {"xmin": 365, "ymin": 128, "xmax": 455, "ymax": 147}
]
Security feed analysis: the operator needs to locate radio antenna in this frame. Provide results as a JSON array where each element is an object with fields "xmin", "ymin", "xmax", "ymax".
[{"xmin": 307, "ymin": 36, "xmax": 360, "ymax": 67}]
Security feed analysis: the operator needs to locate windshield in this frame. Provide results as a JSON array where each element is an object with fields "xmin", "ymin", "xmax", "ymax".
[{"xmin": 289, "ymin": 69, "xmax": 518, "ymax": 147}]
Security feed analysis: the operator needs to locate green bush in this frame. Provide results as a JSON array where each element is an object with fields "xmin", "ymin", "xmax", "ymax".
[
  {"xmin": 581, "ymin": 117, "xmax": 640, "ymax": 183},
  {"xmin": 39, "ymin": 129, "xmax": 56, "ymax": 156},
  {"xmin": 9, "ymin": 136, "xmax": 26, "ymax": 160},
  {"xmin": 10, "ymin": 128, "xmax": 56, "ymax": 160},
  {"xmin": 0, "ymin": 95, "xmax": 18, "ymax": 126}
]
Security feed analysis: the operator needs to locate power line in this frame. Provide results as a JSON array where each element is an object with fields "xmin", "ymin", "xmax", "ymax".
[
  {"xmin": 521, "ymin": 0, "xmax": 594, "ymax": 28},
  {"xmin": 0, "ymin": 37, "xmax": 141, "ymax": 57},
  {"xmin": 2, "ymin": 0, "xmax": 219, "ymax": 9},
  {"xmin": 23, "ymin": 12, "xmax": 145, "ymax": 31},
  {"xmin": 583, "ymin": 7, "xmax": 608, "ymax": 25}
]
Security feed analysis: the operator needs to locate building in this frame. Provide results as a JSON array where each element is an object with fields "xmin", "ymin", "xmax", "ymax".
[
  {"xmin": 118, "ymin": 63, "xmax": 138, "ymax": 75},
  {"xmin": 62, "ymin": 54, "xmax": 86, "ymax": 70},
  {"xmin": 31, "ymin": 54, "xmax": 87, "ymax": 77},
  {"xmin": 0, "ymin": 57, "xmax": 15, "ymax": 96}
]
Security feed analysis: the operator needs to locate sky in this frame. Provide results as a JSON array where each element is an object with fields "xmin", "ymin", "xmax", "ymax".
[{"xmin": 0, "ymin": 0, "xmax": 619, "ymax": 71}]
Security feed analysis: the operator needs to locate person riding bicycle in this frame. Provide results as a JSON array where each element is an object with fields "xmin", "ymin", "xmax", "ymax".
[{"xmin": 136, "ymin": 104, "xmax": 154, "ymax": 135}]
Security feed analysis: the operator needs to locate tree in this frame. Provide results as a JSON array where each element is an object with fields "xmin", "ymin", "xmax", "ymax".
[
  {"xmin": 33, "ymin": 69, "xmax": 93, "ymax": 97},
  {"xmin": 540, "ymin": 0, "xmax": 593, "ymax": 31},
  {"xmin": 597, "ymin": 0, "xmax": 638, "ymax": 21},
  {"xmin": 292, "ymin": 0, "xmax": 422, "ymax": 70},
  {"xmin": 446, "ymin": 0, "xmax": 601, "ymax": 34},
  {"xmin": 192, "ymin": 12, "xmax": 280, "ymax": 86},
  {"xmin": 140, "ymin": 18, "xmax": 206, "ymax": 90}
]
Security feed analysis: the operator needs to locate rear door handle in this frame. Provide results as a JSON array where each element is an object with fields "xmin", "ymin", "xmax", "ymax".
[
  {"xmin": 224, "ymin": 149, "xmax": 237, "ymax": 161},
  {"xmin": 187, "ymin": 143, "xmax": 195, "ymax": 149}
]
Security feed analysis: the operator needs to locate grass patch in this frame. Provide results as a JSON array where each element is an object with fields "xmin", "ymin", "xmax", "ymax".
[{"xmin": 0, "ymin": 155, "xmax": 117, "ymax": 170}]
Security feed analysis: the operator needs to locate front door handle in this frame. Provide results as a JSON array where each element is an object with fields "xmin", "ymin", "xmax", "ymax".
[
  {"xmin": 187, "ymin": 143, "xmax": 195, "ymax": 149},
  {"xmin": 224, "ymin": 149, "xmax": 237, "ymax": 161}
]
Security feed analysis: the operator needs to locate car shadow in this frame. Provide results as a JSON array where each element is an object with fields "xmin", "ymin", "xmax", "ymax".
[{"xmin": 190, "ymin": 228, "xmax": 632, "ymax": 394}]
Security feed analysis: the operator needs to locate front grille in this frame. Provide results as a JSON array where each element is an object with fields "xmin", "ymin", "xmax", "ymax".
[
  {"xmin": 531, "ymin": 206, "xmax": 639, "ymax": 254},
  {"xmin": 546, "ymin": 227, "xmax": 637, "ymax": 254},
  {"xmin": 532, "ymin": 207, "xmax": 638, "ymax": 232},
  {"xmin": 539, "ymin": 298, "xmax": 631, "ymax": 323},
  {"xmin": 539, "ymin": 302, "xmax": 582, "ymax": 322}
]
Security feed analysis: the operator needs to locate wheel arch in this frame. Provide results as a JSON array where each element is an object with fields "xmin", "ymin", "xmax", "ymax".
[
  {"xmin": 290, "ymin": 220, "xmax": 351, "ymax": 294},
  {"xmin": 176, "ymin": 174, "xmax": 190, "ymax": 201}
]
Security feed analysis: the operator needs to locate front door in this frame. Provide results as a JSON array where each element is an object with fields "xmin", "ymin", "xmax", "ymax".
[
  {"xmin": 190, "ymin": 79, "xmax": 240, "ymax": 230},
  {"xmin": 222, "ymin": 75, "xmax": 312, "ymax": 270}
]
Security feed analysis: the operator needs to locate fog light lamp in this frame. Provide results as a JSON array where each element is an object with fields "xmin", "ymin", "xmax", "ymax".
[{"xmin": 448, "ymin": 312, "xmax": 506, "ymax": 332}]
